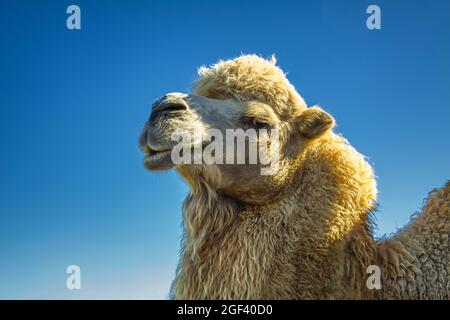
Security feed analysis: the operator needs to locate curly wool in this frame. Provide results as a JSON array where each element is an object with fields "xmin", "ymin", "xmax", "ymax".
[{"xmin": 193, "ymin": 55, "xmax": 307, "ymax": 117}]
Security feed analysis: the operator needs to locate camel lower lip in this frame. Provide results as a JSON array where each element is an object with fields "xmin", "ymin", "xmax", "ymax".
[{"xmin": 143, "ymin": 150, "xmax": 174, "ymax": 171}]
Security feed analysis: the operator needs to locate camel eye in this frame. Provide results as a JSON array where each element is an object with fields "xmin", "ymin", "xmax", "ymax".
[
  {"xmin": 243, "ymin": 117, "xmax": 270, "ymax": 129},
  {"xmin": 254, "ymin": 119, "xmax": 271, "ymax": 129}
]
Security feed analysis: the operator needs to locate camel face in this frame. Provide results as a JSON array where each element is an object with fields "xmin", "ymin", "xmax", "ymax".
[
  {"xmin": 140, "ymin": 96, "xmax": 334, "ymax": 204},
  {"xmin": 140, "ymin": 55, "xmax": 335, "ymax": 204},
  {"xmin": 140, "ymin": 92, "xmax": 286, "ymax": 201}
]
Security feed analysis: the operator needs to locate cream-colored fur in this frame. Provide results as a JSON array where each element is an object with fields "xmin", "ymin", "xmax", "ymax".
[{"xmin": 142, "ymin": 55, "xmax": 450, "ymax": 299}]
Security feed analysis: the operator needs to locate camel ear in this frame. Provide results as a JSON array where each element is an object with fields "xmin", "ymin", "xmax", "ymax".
[{"xmin": 297, "ymin": 107, "xmax": 335, "ymax": 139}]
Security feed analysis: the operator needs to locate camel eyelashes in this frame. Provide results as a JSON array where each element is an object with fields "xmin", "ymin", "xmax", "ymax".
[
  {"xmin": 242, "ymin": 117, "xmax": 271, "ymax": 129},
  {"xmin": 253, "ymin": 119, "xmax": 268, "ymax": 129}
]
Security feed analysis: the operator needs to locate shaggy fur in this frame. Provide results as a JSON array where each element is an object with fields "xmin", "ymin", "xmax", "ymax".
[{"xmin": 153, "ymin": 55, "xmax": 450, "ymax": 299}]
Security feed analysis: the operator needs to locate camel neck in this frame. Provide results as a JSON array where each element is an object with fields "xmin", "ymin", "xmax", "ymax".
[{"xmin": 286, "ymin": 137, "xmax": 378, "ymax": 298}]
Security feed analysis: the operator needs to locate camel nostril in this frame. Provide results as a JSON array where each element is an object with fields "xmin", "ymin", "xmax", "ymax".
[
  {"xmin": 150, "ymin": 101, "xmax": 188, "ymax": 123},
  {"xmin": 159, "ymin": 103, "xmax": 187, "ymax": 113},
  {"xmin": 152, "ymin": 97, "xmax": 189, "ymax": 114}
]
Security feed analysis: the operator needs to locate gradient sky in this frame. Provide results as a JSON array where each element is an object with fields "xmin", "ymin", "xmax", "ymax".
[{"xmin": 0, "ymin": 0, "xmax": 449, "ymax": 299}]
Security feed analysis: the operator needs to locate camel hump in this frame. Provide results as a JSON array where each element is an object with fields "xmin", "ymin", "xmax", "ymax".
[
  {"xmin": 421, "ymin": 180, "xmax": 450, "ymax": 224},
  {"xmin": 377, "ymin": 181, "xmax": 450, "ymax": 299},
  {"xmin": 399, "ymin": 180, "xmax": 450, "ymax": 237}
]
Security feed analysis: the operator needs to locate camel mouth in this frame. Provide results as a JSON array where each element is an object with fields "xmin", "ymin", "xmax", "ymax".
[{"xmin": 142, "ymin": 145, "xmax": 174, "ymax": 172}]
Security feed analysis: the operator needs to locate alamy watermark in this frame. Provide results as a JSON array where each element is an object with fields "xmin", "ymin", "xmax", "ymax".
[
  {"xmin": 66, "ymin": 5, "xmax": 81, "ymax": 30},
  {"xmin": 167, "ymin": 126, "xmax": 280, "ymax": 176},
  {"xmin": 66, "ymin": 265, "xmax": 81, "ymax": 290},
  {"xmin": 366, "ymin": 265, "xmax": 382, "ymax": 290},
  {"xmin": 366, "ymin": 5, "xmax": 381, "ymax": 30}
]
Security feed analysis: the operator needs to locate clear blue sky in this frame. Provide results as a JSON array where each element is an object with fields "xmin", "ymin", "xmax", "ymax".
[{"xmin": 0, "ymin": 0, "xmax": 449, "ymax": 299}]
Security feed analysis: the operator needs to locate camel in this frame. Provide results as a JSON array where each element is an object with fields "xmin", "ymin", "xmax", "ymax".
[{"xmin": 139, "ymin": 55, "xmax": 450, "ymax": 299}]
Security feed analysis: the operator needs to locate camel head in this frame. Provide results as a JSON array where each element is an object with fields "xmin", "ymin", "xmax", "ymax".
[{"xmin": 140, "ymin": 55, "xmax": 335, "ymax": 204}]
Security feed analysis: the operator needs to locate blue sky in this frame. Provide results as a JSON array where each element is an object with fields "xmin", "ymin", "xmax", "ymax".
[{"xmin": 0, "ymin": 0, "xmax": 449, "ymax": 299}]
